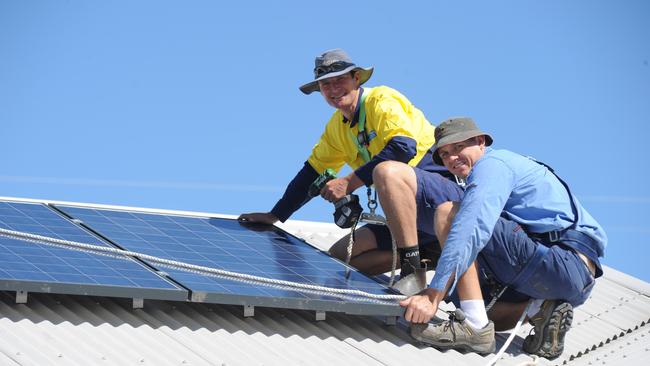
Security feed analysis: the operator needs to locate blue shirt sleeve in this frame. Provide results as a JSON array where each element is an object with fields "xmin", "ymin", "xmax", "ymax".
[
  {"xmin": 354, "ymin": 135, "xmax": 417, "ymax": 185},
  {"xmin": 270, "ymin": 162, "xmax": 319, "ymax": 222},
  {"xmin": 429, "ymin": 156, "xmax": 515, "ymax": 294}
]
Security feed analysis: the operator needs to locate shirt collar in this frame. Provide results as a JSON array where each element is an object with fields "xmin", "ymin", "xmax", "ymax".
[{"xmin": 342, "ymin": 87, "xmax": 364, "ymax": 128}]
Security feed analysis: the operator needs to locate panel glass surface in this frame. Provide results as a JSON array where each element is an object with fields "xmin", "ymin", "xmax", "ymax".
[
  {"xmin": 0, "ymin": 201, "xmax": 183, "ymax": 295},
  {"xmin": 56, "ymin": 205, "xmax": 400, "ymax": 313}
]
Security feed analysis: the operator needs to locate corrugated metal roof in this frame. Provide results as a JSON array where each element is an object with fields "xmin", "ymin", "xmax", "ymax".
[{"xmin": 0, "ymin": 198, "xmax": 648, "ymax": 366}]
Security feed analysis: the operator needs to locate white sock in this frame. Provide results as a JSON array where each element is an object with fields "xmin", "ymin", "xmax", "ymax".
[
  {"xmin": 526, "ymin": 299, "xmax": 545, "ymax": 318},
  {"xmin": 460, "ymin": 300, "xmax": 489, "ymax": 329}
]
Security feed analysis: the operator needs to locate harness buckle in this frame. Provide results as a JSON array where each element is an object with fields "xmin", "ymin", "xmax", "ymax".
[
  {"xmin": 357, "ymin": 131, "xmax": 368, "ymax": 146},
  {"xmin": 548, "ymin": 230, "xmax": 560, "ymax": 242}
]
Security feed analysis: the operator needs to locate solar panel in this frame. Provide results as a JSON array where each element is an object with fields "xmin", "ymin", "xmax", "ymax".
[
  {"xmin": 0, "ymin": 201, "xmax": 187, "ymax": 301},
  {"xmin": 55, "ymin": 205, "xmax": 402, "ymax": 316}
]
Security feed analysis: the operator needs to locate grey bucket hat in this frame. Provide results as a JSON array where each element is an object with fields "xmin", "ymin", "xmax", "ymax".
[
  {"xmin": 432, "ymin": 117, "xmax": 493, "ymax": 165},
  {"xmin": 299, "ymin": 49, "xmax": 374, "ymax": 95}
]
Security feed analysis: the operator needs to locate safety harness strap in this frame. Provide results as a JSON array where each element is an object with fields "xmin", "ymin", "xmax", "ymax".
[
  {"xmin": 350, "ymin": 91, "xmax": 371, "ymax": 163},
  {"xmin": 527, "ymin": 157, "xmax": 579, "ymax": 233},
  {"xmin": 488, "ymin": 159, "xmax": 599, "ymax": 304},
  {"xmin": 526, "ymin": 157, "xmax": 602, "ymax": 277}
]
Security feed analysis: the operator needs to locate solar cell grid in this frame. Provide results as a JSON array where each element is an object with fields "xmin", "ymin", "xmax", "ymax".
[
  {"xmin": 56, "ymin": 205, "xmax": 402, "ymax": 315},
  {"xmin": 0, "ymin": 201, "xmax": 186, "ymax": 300}
]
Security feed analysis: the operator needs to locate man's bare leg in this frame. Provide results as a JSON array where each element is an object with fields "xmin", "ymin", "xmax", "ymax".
[
  {"xmin": 372, "ymin": 161, "xmax": 418, "ymax": 245},
  {"xmin": 329, "ymin": 227, "xmax": 396, "ymax": 275},
  {"xmin": 434, "ymin": 202, "xmax": 483, "ymax": 301},
  {"xmin": 434, "ymin": 201, "xmax": 486, "ymax": 329},
  {"xmin": 372, "ymin": 161, "xmax": 423, "ymax": 280}
]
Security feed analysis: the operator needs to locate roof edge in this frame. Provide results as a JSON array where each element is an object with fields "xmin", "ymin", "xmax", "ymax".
[{"xmin": 602, "ymin": 266, "xmax": 650, "ymax": 296}]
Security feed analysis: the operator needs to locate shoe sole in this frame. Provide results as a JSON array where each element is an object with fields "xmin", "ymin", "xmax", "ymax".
[
  {"xmin": 415, "ymin": 340, "xmax": 496, "ymax": 355},
  {"xmin": 411, "ymin": 325, "xmax": 496, "ymax": 355},
  {"xmin": 523, "ymin": 302, "xmax": 573, "ymax": 359}
]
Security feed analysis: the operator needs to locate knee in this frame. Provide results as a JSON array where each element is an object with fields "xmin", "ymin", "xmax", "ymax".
[
  {"xmin": 328, "ymin": 228, "xmax": 377, "ymax": 260},
  {"xmin": 434, "ymin": 201, "xmax": 457, "ymax": 222},
  {"xmin": 434, "ymin": 201, "xmax": 459, "ymax": 238},
  {"xmin": 372, "ymin": 161, "xmax": 411, "ymax": 188},
  {"xmin": 328, "ymin": 240, "xmax": 346, "ymax": 260},
  {"xmin": 327, "ymin": 244, "xmax": 342, "ymax": 259}
]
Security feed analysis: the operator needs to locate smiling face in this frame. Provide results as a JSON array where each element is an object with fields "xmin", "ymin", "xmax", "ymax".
[
  {"xmin": 317, "ymin": 71, "xmax": 361, "ymax": 118},
  {"xmin": 437, "ymin": 136, "xmax": 487, "ymax": 178}
]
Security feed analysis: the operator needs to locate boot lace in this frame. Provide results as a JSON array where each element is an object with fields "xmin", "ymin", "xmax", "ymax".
[{"xmin": 440, "ymin": 310, "xmax": 460, "ymax": 341}]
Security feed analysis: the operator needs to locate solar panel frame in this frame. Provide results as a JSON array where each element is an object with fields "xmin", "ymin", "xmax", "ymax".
[
  {"xmin": 0, "ymin": 200, "xmax": 188, "ymax": 302},
  {"xmin": 54, "ymin": 204, "xmax": 403, "ymax": 316}
]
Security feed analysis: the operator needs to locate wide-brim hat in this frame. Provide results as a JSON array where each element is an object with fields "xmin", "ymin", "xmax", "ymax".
[
  {"xmin": 432, "ymin": 117, "xmax": 493, "ymax": 165},
  {"xmin": 299, "ymin": 48, "xmax": 374, "ymax": 95}
]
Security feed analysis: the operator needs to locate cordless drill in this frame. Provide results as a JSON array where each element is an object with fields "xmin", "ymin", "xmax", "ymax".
[
  {"xmin": 308, "ymin": 168, "xmax": 337, "ymax": 198},
  {"xmin": 308, "ymin": 169, "xmax": 362, "ymax": 229}
]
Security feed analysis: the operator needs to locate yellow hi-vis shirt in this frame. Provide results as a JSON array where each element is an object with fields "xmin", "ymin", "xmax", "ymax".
[{"xmin": 307, "ymin": 86, "xmax": 436, "ymax": 174}]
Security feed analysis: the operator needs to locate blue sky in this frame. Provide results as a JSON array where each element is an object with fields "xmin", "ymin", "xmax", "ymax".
[{"xmin": 1, "ymin": 1, "xmax": 649, "ymax": 282}]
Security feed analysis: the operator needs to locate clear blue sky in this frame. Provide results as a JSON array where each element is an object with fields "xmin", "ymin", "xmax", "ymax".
[{"xmin": 1, "ymin": 1, "xmax": 648, "ymax": 282}]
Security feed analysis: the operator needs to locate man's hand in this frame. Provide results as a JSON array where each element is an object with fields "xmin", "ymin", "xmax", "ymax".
[
  {"xmin": 321, "ymin": 173, "xmax": 364, "ymax": 202},
  {"xmin": 399, "ymin": 288, "xmax": 440, "ymax": 323},
  {"xmin": 321, "ymin": 177, "xmax": 350, "ymax": 202},
  {"xmin": 238, "ymin": 212, "xmax": 279, "ymax": 225}
]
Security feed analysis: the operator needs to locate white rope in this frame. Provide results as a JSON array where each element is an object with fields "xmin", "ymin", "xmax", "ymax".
[
  {"xmin": 148, "ymin": 256, "xmax": 398, "ymax": 304},
  {"xmin": 8, "ymin": 234, "xmax": 395, "ymax": 304},
  {"xmin": 484, "ymin": 300, "xmax": 533, "ymax": 366},
  {"xmin": 345, "ymin": 228, "xmax": 354, "ymax": 266},
  {"xmin": 389, "ymin": 236, "xmax": 397, "ymax": 287},
  {"xmin": 344, "ymin": 221, "xmax": 356, "ymax": 279},
  {"xmin": 0, "ymin": 227, "xmax": 406, "ymax": 301}
]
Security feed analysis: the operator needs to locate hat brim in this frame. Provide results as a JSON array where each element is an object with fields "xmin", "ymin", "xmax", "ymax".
[
  {"xmin": 432, "ymin": 131, "xmax": 494, "ymax": 165},
  {"xmin": 299, "ymin": 66, "xmax": 374, "ymax": 95}
]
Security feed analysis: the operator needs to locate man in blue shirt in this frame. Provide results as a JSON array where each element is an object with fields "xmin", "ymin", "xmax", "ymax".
[{"xmin": 400, "ymin": 117, "xmax": 606, "ymax": 358}]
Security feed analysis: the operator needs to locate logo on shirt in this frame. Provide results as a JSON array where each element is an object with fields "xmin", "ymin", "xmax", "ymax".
[
  {"xmin": 357, "ymin": 130, "xmax": 378, "ymax": 146},
  {"xmin": 367, "ymin": 130, "xmax": 377, "ymax": 143}
]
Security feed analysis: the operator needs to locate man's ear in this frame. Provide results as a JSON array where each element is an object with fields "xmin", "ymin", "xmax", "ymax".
[{"xmin": 477, "ymin": 135, "xmax": 487, "ymax": 147}]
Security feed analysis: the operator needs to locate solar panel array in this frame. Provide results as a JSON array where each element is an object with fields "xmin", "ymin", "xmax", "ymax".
[
  {"xmin": 0, "ymin": 199, "xmax": 401, "ymax": 316},
  {"xmin": 0, "ymin": 201, "xmax": 186, "ymax": 300}
]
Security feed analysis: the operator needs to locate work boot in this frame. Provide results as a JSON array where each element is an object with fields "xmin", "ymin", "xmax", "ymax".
[
  {"xmin": 523, "ymin": 300, "xmax": 573, "ymax": 359},
  {"xmin": 410, "ymin": 309, "xmax": 496, "ymax": 354}
]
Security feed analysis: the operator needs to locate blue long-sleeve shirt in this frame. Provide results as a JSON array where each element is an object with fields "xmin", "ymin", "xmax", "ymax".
[{"xmin": 429, "ymin": 147, "xmax": 607, "ymax": 293}]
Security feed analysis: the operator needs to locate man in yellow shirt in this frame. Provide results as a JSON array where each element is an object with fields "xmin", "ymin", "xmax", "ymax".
[{"xmin": 239, "ymin": 49, "xmax": 462, "ymax": 279}]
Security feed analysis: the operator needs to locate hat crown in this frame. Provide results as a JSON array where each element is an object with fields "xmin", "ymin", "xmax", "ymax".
[
  {"xmin": 299, "ymin": 48, "xmax": 373, "ymax": 95},
  {"xmin": 435, "ymin": 117, "xmax": 478, "ymax": 141},
  {"xmin": 315, "ymin": 49, "xmax": 354, "ymax": 67},
  {"xmin": 313, "ymin": 49, "xmax": 356, "ymax": 79}
]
